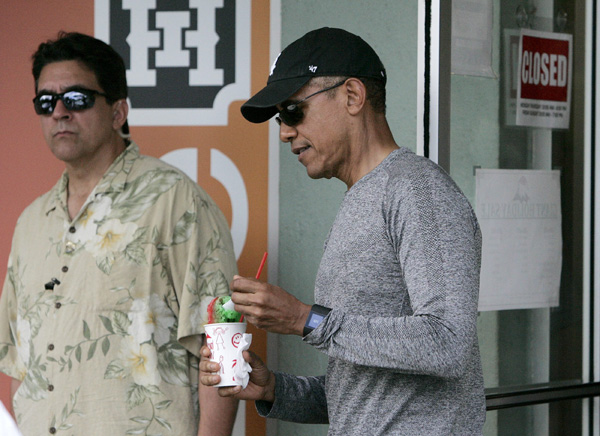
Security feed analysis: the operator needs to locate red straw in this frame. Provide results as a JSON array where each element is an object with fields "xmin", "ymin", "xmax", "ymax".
[
  {"xmin": 255, "ymin": 252, "xmax": 268, "ymax": 280},
  {"xmin": 240, "ymin": 252, "xmax": 268, "ymax": 323}
]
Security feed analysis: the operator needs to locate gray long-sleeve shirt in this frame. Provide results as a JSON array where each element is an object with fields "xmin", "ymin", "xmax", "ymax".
[{"xmin": 258, "ymin": 147, "xmax": 486, "ymax": 435}]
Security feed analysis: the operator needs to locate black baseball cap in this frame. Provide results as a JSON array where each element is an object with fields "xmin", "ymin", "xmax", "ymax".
[{"xmin": 241, "ymin": 27, "xmax": 386, "ymax": 123}]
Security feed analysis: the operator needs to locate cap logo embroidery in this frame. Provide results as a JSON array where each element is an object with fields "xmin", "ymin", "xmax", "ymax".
[
  {"xmin": 308, "ymin": 65, "xmax": 317, "ymax": 73},
  {"xmin": 270, "ymin": 53, "xmax": 281, "ymax": 76}
]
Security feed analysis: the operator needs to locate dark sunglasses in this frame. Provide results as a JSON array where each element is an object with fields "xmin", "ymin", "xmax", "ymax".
[
  {"xmin": 33, "ymin": 88, "xmax": 107, "ymax": 115},
  {"xmin": 276, "ymin": 79, "xmax": 347, "ymax": 127}
]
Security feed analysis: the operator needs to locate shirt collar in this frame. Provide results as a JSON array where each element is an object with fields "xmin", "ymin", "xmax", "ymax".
[{"xmin": 45, "ymin": 142, "xmax": 141, "ymax": 216}]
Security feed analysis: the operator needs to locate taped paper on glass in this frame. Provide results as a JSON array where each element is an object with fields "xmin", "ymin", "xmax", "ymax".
[{"xmin": 476, "ymin": 169, "xmax": 561, "ymax": 311}]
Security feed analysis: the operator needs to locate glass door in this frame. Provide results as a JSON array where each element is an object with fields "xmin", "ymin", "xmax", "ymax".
[{"xmin": 435, "ymin": 0, "xmax": 599, "ymax": 434}]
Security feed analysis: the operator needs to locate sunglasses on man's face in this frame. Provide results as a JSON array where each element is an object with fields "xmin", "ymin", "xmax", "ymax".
[
  {"xmin": 275, "ymin": 79, "xmax": 347, "ymax": 127},
  {"xmin": 33, "ymin": 88, "xmax": 107, "ymax": 115}
]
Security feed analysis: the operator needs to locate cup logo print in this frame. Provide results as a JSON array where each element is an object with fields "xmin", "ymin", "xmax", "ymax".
[
  {"xmin": 94, "ymin": 0, "xmax": 251, "ymax": 125},
  {"xmin": 212, "ymin": 326, "xmax": 228, "ymax": 351},
  {"xmin": 231, "ymin": 332, "xmax": 242, "ymax": 348},
  {"xmin": 206, "ymin": 332, "xmax": 215, "ymax": 359}
]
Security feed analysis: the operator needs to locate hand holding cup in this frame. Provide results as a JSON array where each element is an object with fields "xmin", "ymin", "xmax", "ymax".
[{"xmin": 200, "ymin": 346, "xmax": 276, "ymax": 402}]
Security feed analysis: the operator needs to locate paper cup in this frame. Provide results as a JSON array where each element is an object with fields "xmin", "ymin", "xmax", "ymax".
[{"xmin": 205, "ymin": 322, "xmax": 251, "ymax": 387}]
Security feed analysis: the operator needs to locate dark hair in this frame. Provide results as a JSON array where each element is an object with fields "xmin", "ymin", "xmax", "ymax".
[
  {"xmin": 32, "ymin": 31, "xmax": 127, "ymax": 103},
  {"xmin": 312, "ymin": 76, "xmax": 386, "ymax": 115},
  {"xmin": 360, "ymin": 78, "xmax": 386, "ymax": 115}
]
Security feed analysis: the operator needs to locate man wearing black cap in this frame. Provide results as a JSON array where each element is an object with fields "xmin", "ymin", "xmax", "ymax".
[{"xmin": 201, "ymin": 27, "xmax": 486, "ymax": 434}]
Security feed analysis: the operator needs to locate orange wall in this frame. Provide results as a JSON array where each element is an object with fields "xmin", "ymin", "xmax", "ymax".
[{"xmin": 0, "ymin": 1, "xmax": 272, "ymax": 434}]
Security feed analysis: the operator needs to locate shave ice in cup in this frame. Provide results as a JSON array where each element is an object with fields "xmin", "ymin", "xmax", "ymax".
[
  {"xmin": 206, "ymin": 296, "xmax": 241, "ymax": 323},
  {"xmin": 204, "ymin": 252, "xmax": 267, "ymax": 387},
  {"xmin": 205, "ymin": 296, "xmax": 252, "ymax": 387}
]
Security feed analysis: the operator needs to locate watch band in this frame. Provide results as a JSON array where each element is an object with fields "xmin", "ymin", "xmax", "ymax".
[{"xmin": 303, "ymin": 304, "xmax": 332, "ymax": 337}]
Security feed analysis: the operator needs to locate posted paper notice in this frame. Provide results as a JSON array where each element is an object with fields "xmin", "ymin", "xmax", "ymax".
[{"xmin": 476, "ymin": 169, "xmax": 562, "ymax": 311}]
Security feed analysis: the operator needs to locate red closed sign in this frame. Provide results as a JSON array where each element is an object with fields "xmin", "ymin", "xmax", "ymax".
[{"xmin": 520, "ymin": 35, "xmax": 569, "ymax": 102}]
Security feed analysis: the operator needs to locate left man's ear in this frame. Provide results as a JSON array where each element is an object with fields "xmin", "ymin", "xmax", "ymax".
[
  {"xmin": 111, "ymin": 99, "xmax": 129, "ymax": 131},
  {"xmin": 344, "ymin": 78, "xmax": 367, "ymax": 115}
]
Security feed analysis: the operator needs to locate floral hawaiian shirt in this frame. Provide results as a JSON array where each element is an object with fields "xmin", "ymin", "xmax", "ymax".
[{"xmin": 0, "ymin": 142, "xmax": 237, "ymax": 435}]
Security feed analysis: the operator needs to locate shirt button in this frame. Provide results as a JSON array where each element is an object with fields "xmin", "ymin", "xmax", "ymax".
[
  {"xmin": 61, "ymin": 266, "xmax": 68, "ymax": 273},
  {"xmin": 48, "ymin": 344, "xmax": 54, "ymax": 351},
  {"xmin": 49, "ymin": 427, "xmax": 56, "ymax": 434},
  {"xmin": 69, "ymin": 226, "xmax": 76, "ymax": 233},
  {"xmin": 55, "ymin": 302, "xmax": 62, "ymax": 309},
  {"xmin": 48, "ymin": 384, "xmax": 54, "ymax": 392},
  {"xmin": 65, "ymin": 241, "xmax": 76, "ymax": 253}
]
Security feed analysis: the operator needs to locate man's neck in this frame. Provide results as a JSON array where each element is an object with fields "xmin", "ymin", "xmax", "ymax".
[
  {"xmin": 65, "ymin": 138, "xmax": 127, "ymax": 219},
  {"xmin": 342, "ymin": 116, "xmax": 398, "ymax": 189}
]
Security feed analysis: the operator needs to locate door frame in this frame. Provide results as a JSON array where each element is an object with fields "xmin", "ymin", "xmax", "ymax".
[{"xmin": 427, "ymin": 0, "xmax": 600, "ymax": 433}]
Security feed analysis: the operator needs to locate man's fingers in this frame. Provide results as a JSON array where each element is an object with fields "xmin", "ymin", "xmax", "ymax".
[
  {"xmin": 242, "ymin": 350, "xmax": 262, "ymax": 367},
  {"xmin": 231, "ymin": 276, "xmax": 263, "ymax": 294},
  {"xmin": 230, "ymin": 280, "xmax": 268, "ymax": 308},
  {"xmin": 199, "ymin": 345, "xmax": 221, "ymax": 374},
  {"xmin": 200, "ymin": 373, "xmax": 222, "ymax": 386},
  {"xmin": 217, "ymin": 386, "xmax": 242, "ymax": 397},
  {"xmin": 199, "ymin": 358, "xmax": 220, "ymax": 374}
]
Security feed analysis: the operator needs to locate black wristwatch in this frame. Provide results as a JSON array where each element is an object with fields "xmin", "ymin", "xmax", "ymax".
[{"xmin": 303, "ymin": 304, "xmax": 332, "ymax": 337}]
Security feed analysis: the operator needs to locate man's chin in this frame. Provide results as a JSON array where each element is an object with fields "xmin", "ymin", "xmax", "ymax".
[
  {"xmin": 305, "ymin": 168, "xmax": 330, "ymax": 180},
  {"xmin": 49, "ymin": 144, "xmax": 79, "ymax": 163}
]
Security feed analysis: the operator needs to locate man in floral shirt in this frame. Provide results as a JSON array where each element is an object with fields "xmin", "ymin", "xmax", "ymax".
[{"xmin": 0, "ymin": 32, "xmax": 238, "ymax": 435}]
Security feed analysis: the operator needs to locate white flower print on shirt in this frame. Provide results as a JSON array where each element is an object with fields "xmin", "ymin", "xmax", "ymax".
[
  {"xmin": 89, "ymin": 219, "xmax": 137, "ymax": 258},
  {"xmin": 15, "ymin": 317, "xmax": 31, "ymax": 365},
  {"xmin": 74, "ymin": 196, "xmax": 113, "ymax": 244},
  {"xmin": 119, "ymin": 335, "xmax": 160, "ymax": 387},
  {"xmin": 128, "ymin": 295, "xmax": 175, "ymax": 347}
]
